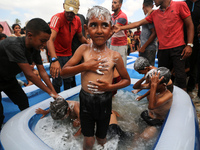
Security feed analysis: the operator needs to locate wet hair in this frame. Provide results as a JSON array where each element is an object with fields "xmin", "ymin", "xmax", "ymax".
[
  {"xmin": 49, "ymin": 99, "xmax": 69, "ymax": 120},
  {"xmin": 148, "ymin": 67, "xmax": 171, "ymax": 84},
  {"xmin": 157, "ymin": 67, "xmax": 171, "ymax": 84},
  {"xmin": 143, "ymin": 0, "xmax": 153, "ymax": 7},
  {"xmin": 26, "ymin": 18, "xmax": 51, "ymax": 36},
  {"xmin": 134, "ymin": 56, "xmax": 150, "ymax": 71},
  {"xmin": 12, "ymin": 23, "xmax": 21, "ymax": 30},
  {"xmin": 0, "ymin": 24, "xmax": 3, "ymax": 30},
  {"xmin": 0, "ymin": 33, "xmax": 7, "ymax": 40},
  {"xmin": 86, "ymin": 6, "xmax": 111, "ymax": 25}
]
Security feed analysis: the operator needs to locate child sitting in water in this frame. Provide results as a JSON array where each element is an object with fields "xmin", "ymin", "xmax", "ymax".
[
  {"xmin": 140, "ymin": 67, "xmax": 173, "ymax": 140},
  {"xmin": 35, "ymin": 99, "xmax": 80, "ymax": 128},
  {"xmin": 133, "ymin": 56, "xmax": 173, "ymax": 101},
  {"xmin": 60, "ymin": 5, "xmax": 130, "ymax": 150}
]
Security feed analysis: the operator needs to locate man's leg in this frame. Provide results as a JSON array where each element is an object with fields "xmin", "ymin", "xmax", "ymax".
[
  {"xmin": 157, "ymin": 49, "xmax": 170, "ymax": 68},
  {"xmin": 187, "ymin": 42, "xmax": 199, "ymax": 92},
  {"xmin": 60, "ymin": 56, "xmax": 73, "ymax": 90},
  {"xmin": 4, "ymin": 79, "xmax": 29, "ymax": 111},
  {"xmin": 110, "ymin": 45, "xmax": 127, "ymax": 67},
  {"xmin": 171, "ymin": 46, "xmax": 187, "ymax": 90},
  {"xmin": 51, "ymin": 56, "xmax": 63, "ymax": 93},
  {"xmin": 140, "ymin": 50, "xmax": 156, "ymax": 66}
]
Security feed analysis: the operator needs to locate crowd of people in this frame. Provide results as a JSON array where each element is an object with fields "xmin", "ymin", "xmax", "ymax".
[{"xmin": 0, "ymin": 0, "xmax": 200, "ymax": 149}]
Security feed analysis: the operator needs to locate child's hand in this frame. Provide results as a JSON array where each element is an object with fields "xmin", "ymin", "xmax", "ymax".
[
  {"xmin": 87, "ymin": 79, "xmax": 110, "ymax": 94},
  {"xmin": 73, "ymin": 119, "xmax": 80, "ymax": 127},
  {"xmin": 136, "ymin": 96, "xmax": 143, "ymax": 101},
  {"xmin": 35, "ymin": 108, "xmax": 48, "ymax": 119},
  {"xmin": 85, "ymin": 58, "xmax": 108, "ymax": 75},
  {"xmin": 150, "ymin": 71, "xmax": 164, "ymax": 85},
  {"xmin": 132, "ymin": 89, "xmax": 140, "ymax": 94}
]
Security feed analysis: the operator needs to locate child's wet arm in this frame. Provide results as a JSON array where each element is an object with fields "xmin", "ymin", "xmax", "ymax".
[
  {"xmin": 148, "ymin": 83, "xmax": 157, "ymax": 110},
  {"xmin": 60, "ymin": 63, "xmax": 86, "ymax": 78},
  {"xmin": 133, "ymin": 77, "xmax": 146, "ymax": 89}
]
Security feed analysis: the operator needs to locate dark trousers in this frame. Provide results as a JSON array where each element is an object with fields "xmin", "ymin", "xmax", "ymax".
[
  {"xmin": 187, "ymin": 41, "xmax": 200, "ymax": 92},
  {"xmin": 157, "ymin": 45, "xmax": 187, "ymax": 89},
  {"xmin": 0, "ymin": 78, "xmax": 29, "ymax": 129},
  {"xmin": 51, "ymin": 56, "xmax": 74, "ymax": 93},
  {"xmin": 197, "ymin": 40, "xmax": 200, "ymax": 97}
]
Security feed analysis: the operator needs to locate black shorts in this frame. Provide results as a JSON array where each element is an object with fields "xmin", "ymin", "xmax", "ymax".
[
  {"xmin": 141, "ymin": 110, "xmax": 164, "ymax": 126},
  {"xmin": 107, "ymin": 124, "xmax": 134, "ymax": 141},
  {"xmin": 79, "ymin": 89, "xmax": 112, "ymax": 139}
]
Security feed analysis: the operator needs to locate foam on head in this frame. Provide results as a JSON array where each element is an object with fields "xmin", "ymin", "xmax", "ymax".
[
  {"xmin": 86, "ymin": 6, "xmax": 111, "ymax": 24},
  {"xmin": 157, "ymin": 67, "xmax": 171, "ymax": 84},
  {"xmin": 134, "ymin": 57, "xmax": 150, "ymax": 71},
  {"xmin": 49, "ymin": 99, "xmax": 69, "ymax": 120},
  {"xmin": 147, "ymin": 67, "xmax": 171, "ymax": 84}
]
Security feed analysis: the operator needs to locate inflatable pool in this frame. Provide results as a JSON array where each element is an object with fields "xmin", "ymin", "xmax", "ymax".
[
  {"xmin": 0, "ymin": 81, "xmax": 199, "ymax": 150},
  {"xmin": 0, "ymin": 52, "xmax": 199, "ymax": 149}
]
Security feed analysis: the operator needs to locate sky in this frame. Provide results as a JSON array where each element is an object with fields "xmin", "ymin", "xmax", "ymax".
[{"xmin": 0, "ymin": 0, "xmax": 183, "ymax": 28}]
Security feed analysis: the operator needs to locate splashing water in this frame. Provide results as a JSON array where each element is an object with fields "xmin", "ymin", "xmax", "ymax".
[{"xmin": 34, "ymin": 90, "xmax": 159, "ymax": 150}]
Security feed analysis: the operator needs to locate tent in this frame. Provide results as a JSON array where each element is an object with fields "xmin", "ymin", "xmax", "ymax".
[{"xmin": 0, "ymin": 21, "xmax": 12, "ymax": 36}]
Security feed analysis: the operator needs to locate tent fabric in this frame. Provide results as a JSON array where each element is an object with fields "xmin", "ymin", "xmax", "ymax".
[{"xmin": 0, "ymin": 21, "xmax": 12, "ymax": 36}]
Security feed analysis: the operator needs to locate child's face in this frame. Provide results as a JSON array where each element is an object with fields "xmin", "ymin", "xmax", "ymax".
[
  {"xmin": 28, "ymin": 31, "xmax": 50, "ymax": 50},
  {"xmin": 13, "ymin": 25, "xmax": 21, "ymax": 34},
  {"xmin": 131, "ymin": 40, "xmax": 136, "ymax": 45},
  {"xmin": 86, "ymin": 16, "xmax": 112, "ymax": 47}
]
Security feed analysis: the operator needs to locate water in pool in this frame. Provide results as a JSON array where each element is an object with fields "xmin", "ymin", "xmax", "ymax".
[{"xmin": 34, "ymin": 90, "xmax": 160, "ymax": 150}]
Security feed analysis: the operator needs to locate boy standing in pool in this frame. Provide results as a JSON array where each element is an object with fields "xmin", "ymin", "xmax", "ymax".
[
  {"xmin": 60, "ymin": 6, "xmax": 130, "ymax": 150},
  {"xmin": 140, "ymin": 67, "xmax": 173, "ymax": 140},
  {"xmin": 0, "ymin": 18, "xmax": 61, "ymax": 129}
]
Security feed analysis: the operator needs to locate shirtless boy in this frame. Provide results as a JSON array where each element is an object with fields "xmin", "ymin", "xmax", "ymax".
[
  {"xmin": 35, "ymin": 99, "xmax": 80, "ymax": 128},
  {"xmin": 133, "ymin": 57, "xmax": 173, "ymax": 101},
  {"xmin": 60, "ymin": 6, "xmax": 130, "ymax": 150},
  {"xmin": 140, "ymin": 67, "xmax": 173, "ymax": 140}
]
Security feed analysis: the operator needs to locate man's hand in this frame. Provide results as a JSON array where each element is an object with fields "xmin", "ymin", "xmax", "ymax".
[
  {"xmin": 50, "ymin": 61, "xmax": 61, "ymax": 78},
  {"xmin": 50, "ymin": 93, "xmax": 65, "ymax": 101},
  {"xmin": 138, "ymin": 47, "xmax": 145, "ymax": 54},
  {"xmin": 181, "ymin": 46, "xmax": 192, "ymax": 60},
  {"xmin": 113, "ymin": 24, "xmax": 121, "ymax": 33}
]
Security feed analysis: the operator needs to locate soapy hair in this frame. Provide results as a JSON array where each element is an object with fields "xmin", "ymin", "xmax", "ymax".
[
  {"xmin": 86, "ymin": 6, "xmax": 111, "ymax": 25},
  {"xmin": 134, "ymin": 56, "xmax": 150, "ymax": 71},
  {"xmin": 50, "ymin": 99, "xmax": 69, "ymax": 120}
]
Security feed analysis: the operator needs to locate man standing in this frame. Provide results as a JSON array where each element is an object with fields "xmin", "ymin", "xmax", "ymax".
[
  {"xmin": 47, "ymin": 0, "xmax": 88, "ymax": 93},
  {"xmin": 139, "ymin": 0, "xmax": 157, "ymax": 66},
  {"xmin": 185, "ymin": 0, "xmax": 200, "ymax": 95},
  {"xmin": 111, "ymin": 0, "xmax": 128, "ymax": 89},
  {"xmin": 111, "ymin": 0, "xmax": 128, "ymax": 67},
  {"xmin": 114, "ymin": 0, "xmax": 194, "ymax": 91}
]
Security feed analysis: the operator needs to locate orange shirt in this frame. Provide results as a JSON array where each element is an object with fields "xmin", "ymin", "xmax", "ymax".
[{"xmin": 145, "ymin": 1, "xmax": 191, "ymax": 49}]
